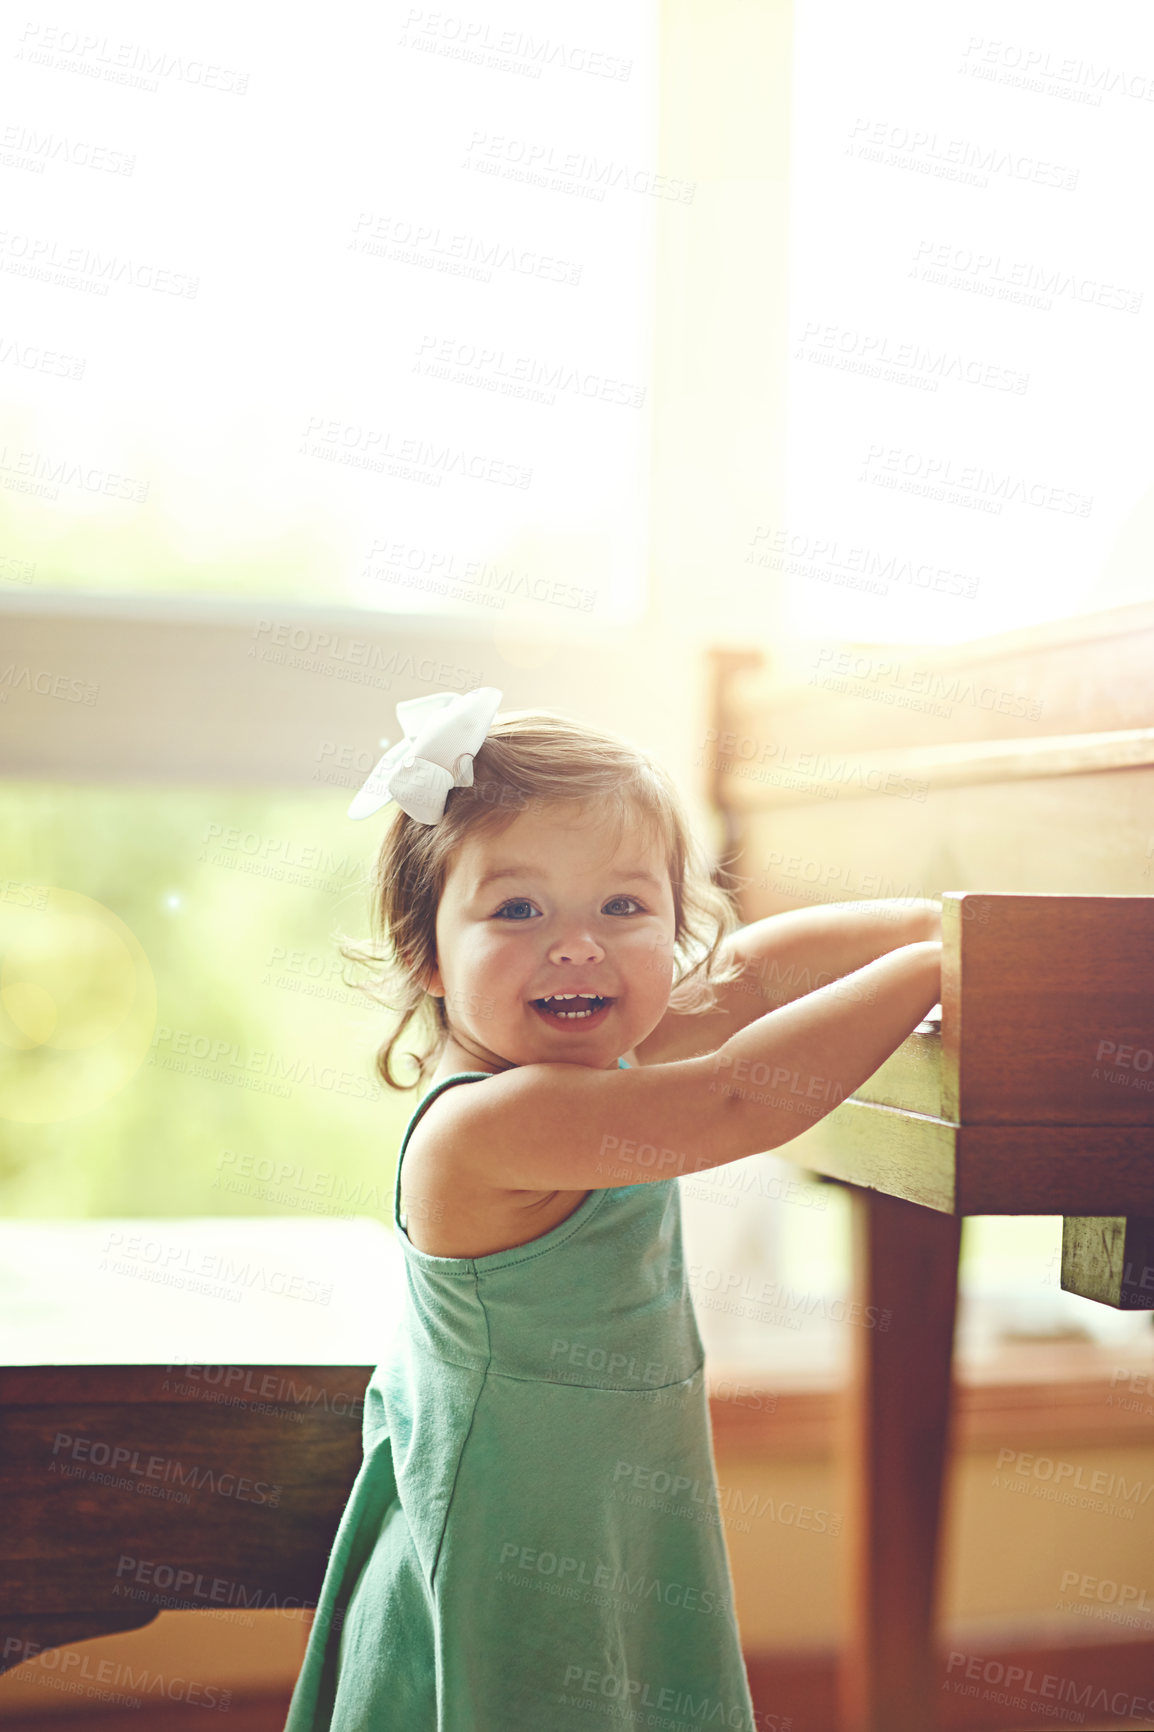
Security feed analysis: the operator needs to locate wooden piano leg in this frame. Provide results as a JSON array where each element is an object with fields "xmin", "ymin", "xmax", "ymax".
[{"xmin": 839, "ymin": 1188, "xmax": 962, "ymax": 1732}]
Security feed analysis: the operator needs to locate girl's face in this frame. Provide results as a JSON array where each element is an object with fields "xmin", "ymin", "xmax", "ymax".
[{"xmin": 426, "ymin": 799, "xmax": 677, "ymax": 1073}]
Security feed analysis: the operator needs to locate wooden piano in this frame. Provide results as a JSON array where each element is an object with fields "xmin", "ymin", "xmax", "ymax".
[
  {"xmin": 706, "ymin": 598, "xmax": 1154, "ymax": 1732},
  {"xmin": 0, "ymin": 1220, "xmax": 390, "ymax": 1681}
]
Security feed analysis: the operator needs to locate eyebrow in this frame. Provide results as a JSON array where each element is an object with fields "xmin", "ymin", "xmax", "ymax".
[{"xmin": 474, "ymin": 865, "xmax": 666, "ymax": 893}]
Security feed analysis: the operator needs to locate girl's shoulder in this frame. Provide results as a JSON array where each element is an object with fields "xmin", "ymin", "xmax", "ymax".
[
  {"xmin": 399, "ymin": 1070, "xmax": 596, "ymax": 1258},
  {"xmin": 398, "ymin": 1048, "xmax": 715, "ymax": 1238},
  {"xmin": 413, "ymin": 1067, "xmax": 496, "ymax": 1112}
]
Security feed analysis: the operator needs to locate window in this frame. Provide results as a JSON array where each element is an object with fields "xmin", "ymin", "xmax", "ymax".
[
  {"xmin": 782, "ymin": 2, "xmax": 1154, "ymax": 645},
  {"xmin": 0, "ymin": 783, "xmax": 414, "ymax": 1218},
  {"xmin": 3, "ymin": 0, "xmax": 657, "ymax": 624}
]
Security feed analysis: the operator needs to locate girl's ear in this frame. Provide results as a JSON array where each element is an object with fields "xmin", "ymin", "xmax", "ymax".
[{"xmin": 425, "ymin": 958, "xmax": 444, "ymax": 997}]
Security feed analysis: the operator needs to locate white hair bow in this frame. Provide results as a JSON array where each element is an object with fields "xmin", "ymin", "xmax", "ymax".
[{"xmin": 347, "ymin": 686, "xmax": 503, "ymax": 824}]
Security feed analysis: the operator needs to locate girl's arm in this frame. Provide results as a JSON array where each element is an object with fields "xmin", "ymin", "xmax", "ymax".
[
  {"xmin": 428, "ymin": 938, "xmax": 941, "ymax": 1193},
  {"xmin": 633, "ymin": 897, "xmax": 941, "ymax": 1065}
]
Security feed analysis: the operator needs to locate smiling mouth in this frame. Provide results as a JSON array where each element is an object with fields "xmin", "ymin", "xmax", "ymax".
[{"xmin": 532, "ymin": 994, "xmax": 612, "ymax": 1021}]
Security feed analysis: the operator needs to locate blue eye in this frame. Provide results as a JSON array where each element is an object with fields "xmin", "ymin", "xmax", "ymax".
[{"xmin": 492, "ymin": 896, "xmax": 643, "ymax": 919}]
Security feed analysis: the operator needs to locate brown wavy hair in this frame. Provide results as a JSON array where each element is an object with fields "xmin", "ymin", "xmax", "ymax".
[{"xmin": 335, "ymin": 707, "xmax": 745, "ymax": 1090}]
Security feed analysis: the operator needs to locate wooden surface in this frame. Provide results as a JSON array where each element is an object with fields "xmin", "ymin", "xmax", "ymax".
[
  {"xmin": 941, "ymin": 894, "xmax": 1154, "ymax": 1126},
  {"xmin": 741, "ymin": 766, "xmax": 1154, "ymax": 928},
  {"xmin": 0, "ymin": 1365, "xmax": 368, "ymax": 1610},
  {"xmin": 788, "ymin": 1102, "xmax": 1154, "ymax": 1217},
  {"xmin": 720, "ymin": 725, "xmax": 1154, "ymax": 810},
  {"xmin": 717, "ymin": 595, "xmax": 1154, "ymax": 758},
  {"xmin": 708, "ymin": 1329, "xmax": 1154, "ymax": 1454},
  {"xmin": 1, "ymin": 1364, "xmax": 369, "ymax": 1674}
]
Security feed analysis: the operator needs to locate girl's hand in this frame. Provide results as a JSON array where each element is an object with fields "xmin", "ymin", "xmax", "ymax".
[{"xmin": 633, "ymin": 897, "xmax": 942, "ymax": 1065}]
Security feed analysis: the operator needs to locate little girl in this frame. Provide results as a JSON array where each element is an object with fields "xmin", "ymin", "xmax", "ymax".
[{"xmin": 284, "ymin": 687, "xmax": 941, "ymax": 1731}]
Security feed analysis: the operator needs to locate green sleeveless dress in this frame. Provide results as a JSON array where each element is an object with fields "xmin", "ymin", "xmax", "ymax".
[{"xmin": 283, "ymin": 1063, "xmax": 756, "ymax": 1731}]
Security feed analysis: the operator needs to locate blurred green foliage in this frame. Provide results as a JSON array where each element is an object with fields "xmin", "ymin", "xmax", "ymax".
[{"xmin": 0, "ymin": 782, "xmax": 419, "ymax": 1220}]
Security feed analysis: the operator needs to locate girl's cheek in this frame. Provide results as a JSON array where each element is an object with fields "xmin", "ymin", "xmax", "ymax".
[
  {"xmin": 471, "ymin": 935, "xmax": 521, "ymax": 973},
  {"xmin": 625, "ymin": 924, "xmax": 674, "ymax": 960}
]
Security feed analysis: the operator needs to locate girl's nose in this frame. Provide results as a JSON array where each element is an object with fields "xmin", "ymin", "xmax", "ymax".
[{"xmin": 547, "ymin": 930, "xmax": 605, "ymax": 965}]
